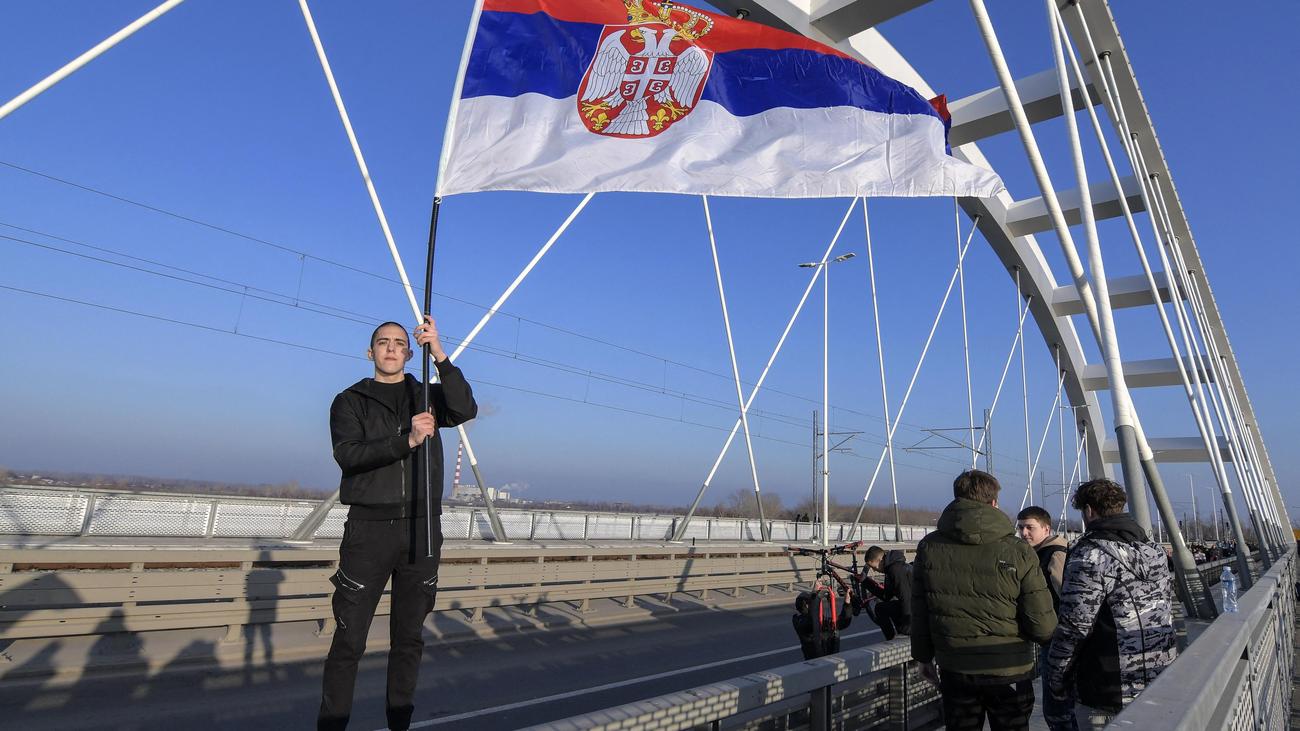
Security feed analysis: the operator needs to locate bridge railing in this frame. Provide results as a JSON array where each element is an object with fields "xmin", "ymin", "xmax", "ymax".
[
  {"xmin": 521, "ymin": 638, "xmax": 940, "ymax": 731},
  {"xmin": 0, "ymin": 484, "xmax": 934, "ymax": 542},
  {"xmin": 0, "ymin": 542, "xmax": 834, "ymax": 641},
  {"xmin": 1112, "ymin": 547, "xmax": 1295, "ymax": 729}
]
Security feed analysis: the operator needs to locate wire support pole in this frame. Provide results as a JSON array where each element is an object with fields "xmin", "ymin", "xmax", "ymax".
[
  {"xmin": 975, "ymin": 295, "xmax": 1033, "ymax": 459},
  {"xmin": 849, "ymin": 215, "xmax": 979, "ymax": 531},
  {"xmin": 1066, "ymin": 10, "xmax": 1254, "ymax": 579},
  {"xmin": 1056, "ymin": 3, "xmax": 1252, "ymax": 581},
  {"xmin": 298, "ymin": 0, "xmax": 513, "ymax": 542},
  {"xmin": 968, "ymin": 0, "xmax": 1151, "ymax": 532},
  {"xmin": 861, "ymin": 200, "xmax": 901, "ymax": 543},
  {"xmin": 1017, "ymin": 268, "xmax": 1032, "ymax": 504},
  {"xmin": 673, "ymin": 200, "xmax": 860, "ymax": 543},
  {"xmin": 701, "ymin": 196, "xmax": 769, "ymax": 541},
  {"xmin": 822, "ymin": 253, "xmax": 834, "ymax": 545},
  {"xmin": 0, "ymin": 0, "xmax": 187, "ymax": 123},
  {"xmin": 956, "ymin": 200, "xmax": 977, "ymax": 468}
]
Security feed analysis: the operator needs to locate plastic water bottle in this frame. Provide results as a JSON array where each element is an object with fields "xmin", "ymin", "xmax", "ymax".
[{"xmin": 1221, "ymin": 566, "xmax": 1239, "ymax": 613}]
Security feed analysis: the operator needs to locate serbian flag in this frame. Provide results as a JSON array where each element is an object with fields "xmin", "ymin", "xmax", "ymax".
[{"xmin": 436, "ymin": 0, "xmax": 1004, "ymax": 199}]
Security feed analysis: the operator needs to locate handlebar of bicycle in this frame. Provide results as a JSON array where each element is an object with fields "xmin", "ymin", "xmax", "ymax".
[{"xmin": 785, "ymin": 540, "xmax": 865, "ymax": 557}]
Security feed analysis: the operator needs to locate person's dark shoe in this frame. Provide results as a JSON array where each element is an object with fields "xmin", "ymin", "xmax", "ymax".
[
  {"xmin": 317, "ymin": 716, "xmax": 349, "ymax": 731},
  {"xmin": 386, "ymin": 706, "xmax": 414, "ymax": 731}
]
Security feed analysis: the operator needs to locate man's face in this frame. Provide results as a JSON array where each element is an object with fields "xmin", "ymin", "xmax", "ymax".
[
  {"xmin": 1016, "ymin": 518, "xmax": 1051, "ymax": 547},
  {"xmin": 368, "ymin": 324, "xmax": 412, "ymax": 378}
]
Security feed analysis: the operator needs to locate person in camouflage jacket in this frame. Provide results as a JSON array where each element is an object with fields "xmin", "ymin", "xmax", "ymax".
[{"xmin": 1046, "ymin": 479, "xmax": 1178, "ymax": 727}]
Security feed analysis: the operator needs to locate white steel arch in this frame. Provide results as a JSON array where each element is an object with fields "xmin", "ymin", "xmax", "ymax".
[{"xmin": 707, "ymin": 0, "xmax": 1288, "ymax": 570}]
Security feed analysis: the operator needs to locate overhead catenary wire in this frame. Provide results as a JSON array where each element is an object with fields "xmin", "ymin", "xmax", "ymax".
[{"xmin": 0, "ymin": 280, "xmax": 982, "ymax": 482}]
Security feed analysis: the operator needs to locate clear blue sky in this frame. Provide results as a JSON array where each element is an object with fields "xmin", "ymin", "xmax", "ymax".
[{"xmin": 1, "ymin": 1, "xmax": 1295, "ymax": 522}]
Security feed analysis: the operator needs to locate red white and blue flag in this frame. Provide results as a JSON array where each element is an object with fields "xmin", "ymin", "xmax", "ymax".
[{"xmin": 437, "ymin": 0, "xmax": 1004, "ymax": 199}]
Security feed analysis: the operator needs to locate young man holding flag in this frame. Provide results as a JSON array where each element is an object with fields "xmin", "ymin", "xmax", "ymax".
[{"xmin": 318, "ymin": 316, "xmax": 477, "ymax": 731}]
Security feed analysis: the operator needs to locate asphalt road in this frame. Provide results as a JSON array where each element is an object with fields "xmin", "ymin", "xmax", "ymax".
[{"xmin": 0, "ymin": 600, "xmax": 884, "ymax": 731}]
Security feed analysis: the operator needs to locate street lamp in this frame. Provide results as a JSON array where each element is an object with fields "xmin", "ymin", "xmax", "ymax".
[{"xmin": 799, "ymin": 252, "xmax": 856, "ymax": 546}]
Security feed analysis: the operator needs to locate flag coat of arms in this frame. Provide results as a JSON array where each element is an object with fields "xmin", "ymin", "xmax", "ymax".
[{"xmin": 437, "ymin": 0, "xmax": 1004, "ymax": 199}]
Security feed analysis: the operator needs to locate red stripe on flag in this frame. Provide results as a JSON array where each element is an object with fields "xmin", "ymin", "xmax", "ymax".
[{"xmin": 481, "ymin": 0, "xmax": 857, "ymax": 59}]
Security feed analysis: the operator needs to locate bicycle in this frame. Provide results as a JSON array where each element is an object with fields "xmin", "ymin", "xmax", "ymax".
[{"xmin": 787, "ymin": 540, "xmax": 866, "ymax": 659}]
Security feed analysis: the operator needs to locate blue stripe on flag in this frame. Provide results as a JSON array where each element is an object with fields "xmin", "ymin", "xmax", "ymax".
[{"xmin": 462, "ymin": 11, "xmax": 938, "ymax": 120}]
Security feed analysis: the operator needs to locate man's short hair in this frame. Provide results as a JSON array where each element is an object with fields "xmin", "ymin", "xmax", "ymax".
[
  {"xmin": 1016, "ymin": 506, "xmax": 1052, "ymax": 527},
  {"xmin": 864, "ymin": 545, "xmax": 885, "ymax": 564},
  {"xmin": 953, "ymin": 469, "xmax": 1000, "ymax": 504},
  {"xmin": 1072, "ymin": 478, "xmax": 1128, "ymax": 516},
  {"xmin": 370, "ymin": 321, "xmax": 408, "ymax": 348}
]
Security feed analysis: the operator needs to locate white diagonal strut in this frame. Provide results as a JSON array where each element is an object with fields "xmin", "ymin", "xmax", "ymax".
[
  {"xmin": 0, "ymin": 0, "xmax": 187, "ymax": 122},
  {"xmin": 850, "ymin": 215, "xmax": 978, "ymax": 528},
  {"xmin": 1022, "ymin": 367, "xmax": 1065, "ymax": 510},
  {"xmin": 863, "ymin": 199, "xmax": 900, "ymax": 542},
  {"xmin": 702, "ymin": 196, "xmax": 768, "ymax": 540},
  {"xmin": 299, "ymin": 0, "xmax": 516, "ymax": 541},
  {"xmin": 450, "ymin": 193, "xmax": 595, "ymax": 361},
  {"xmin": 956, "ymin": 200, "xmax": 977, "ymax": 467},
  {"xmin": 976, "ymin": 294, "xmax": 1034, "ymax": 458},
  {"xmin": 673, "ymin": 199, "xmax": 860, "ymax": 542}
]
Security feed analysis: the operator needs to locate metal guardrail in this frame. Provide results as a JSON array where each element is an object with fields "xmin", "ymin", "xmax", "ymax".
[
  {"xmin": 1111, "ymin": 547, "xmax": 1295, "ymax": 729},
  {"xmin": 523, "ymin": 638, "xmax": 940, "ymax": 731},
  {"xmin": 0, "ymin": 484, "xmax": 934, "ymax": 543}
]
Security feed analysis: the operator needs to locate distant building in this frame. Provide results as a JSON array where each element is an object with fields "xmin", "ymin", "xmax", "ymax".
[{"xmin": 449, "ymin": 483, "xmax": 511, "ymax": 504}]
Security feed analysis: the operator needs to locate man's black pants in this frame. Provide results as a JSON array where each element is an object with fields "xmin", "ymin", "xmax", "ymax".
[
  {"xmin": 938, "ymin": 671, "xmax": 1034, "ymax": 731},
  {"xmin": 866, "ymin": 598, "xmax": 909, "ymax": 640},
  {"xmin": 318, "ymin": 517, "xmax": 443, "ymax": 731}
]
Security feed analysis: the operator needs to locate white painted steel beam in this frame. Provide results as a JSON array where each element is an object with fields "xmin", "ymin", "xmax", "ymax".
[
  {"xmin": 1102, "ymin": 436, "xmax": 1231, "ymax": 464},
  {"xmin": 1051, "ymin": 272, "xmax": 1173, "ymax": 316},
  {"xmin": 949, "ymin": 67, "xmax": 1099, "ymax": 146},
  {"xmin": 1080, "ymin": 356, "xmax": 1213, "ymax": 391},
  {"xmin": 1004, "ymin": 175, "xmax": 1145, "ymax": 236},
  {"xmin": 1058, "ymin": 0, "xmax": 1283, "ymax": 513},
  {"xmin": 810, "ymin": 0, "xmax": 933, "ymax": 41}
]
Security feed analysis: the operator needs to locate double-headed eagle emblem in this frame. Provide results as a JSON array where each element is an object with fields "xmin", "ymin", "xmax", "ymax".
[{"xmin": 577, "ymin": 1, "xmax": 714, "ymax": 138}]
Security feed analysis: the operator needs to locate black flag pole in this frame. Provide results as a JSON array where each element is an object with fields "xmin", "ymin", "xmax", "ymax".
[{"xmin": 421, "ymin": 196, "xmax": 442, "ymax": 558}]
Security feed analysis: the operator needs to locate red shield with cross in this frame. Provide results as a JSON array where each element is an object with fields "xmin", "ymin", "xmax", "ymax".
[{"xmin": 577, "ymin": 23, "xmax": 713, "ymax": 139}]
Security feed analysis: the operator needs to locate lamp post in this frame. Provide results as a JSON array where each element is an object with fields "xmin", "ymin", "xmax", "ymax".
[{"xmin": 799, "ymin": 252, "xmax": 856, "ymax": 546}]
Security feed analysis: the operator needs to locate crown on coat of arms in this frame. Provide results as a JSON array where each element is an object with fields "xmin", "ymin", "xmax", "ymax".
[{"xmin": 623, "ymin": 0, "xmax": 714, "ymax": 41}]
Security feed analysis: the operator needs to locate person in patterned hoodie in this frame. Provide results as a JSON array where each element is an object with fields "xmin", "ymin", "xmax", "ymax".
[{"xmin": 1045, "ymin": 478, "xmax": 1178, "ymax": 729}]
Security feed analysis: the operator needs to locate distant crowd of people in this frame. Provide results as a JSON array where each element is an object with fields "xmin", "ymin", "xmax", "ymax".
[{"xmin": 796, "ymin": 469, "xmax": 1184, "ymax": 730}]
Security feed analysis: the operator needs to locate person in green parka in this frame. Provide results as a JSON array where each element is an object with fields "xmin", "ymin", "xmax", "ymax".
[{"xmin": 912, "ymin": 469, "xmax": 1057, "ymax": 731}]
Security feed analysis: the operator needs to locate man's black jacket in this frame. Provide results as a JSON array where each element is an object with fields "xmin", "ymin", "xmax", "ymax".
[
  {"xmin": 329, "ymin": 361, "xmax": 477, "ymax": 520},
  {"xmin": 865, "ymin": 550, "xmax": 914, "ymax": 622}
]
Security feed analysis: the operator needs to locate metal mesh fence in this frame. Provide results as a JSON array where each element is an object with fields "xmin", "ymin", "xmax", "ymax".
[
  {"xmin": 531, "ymin": 512, "xmax": 586, "ymax": 540},
  {"xmin": 212, "ymin": 502, "xmax": 314, "ymax": 538},
  {"xmin": 0, "ymin": 486, "xmax": 936, "ymax": 542},
  {"xmin": 0, "ymin": 492, "xmax": 87, "ymax": 535},
  {"xmin": 87, "ymin": 496, "xmax": 210, "ymax": 537}
]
